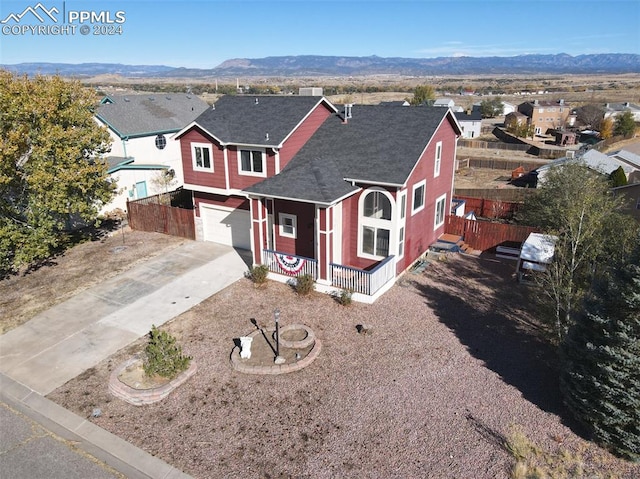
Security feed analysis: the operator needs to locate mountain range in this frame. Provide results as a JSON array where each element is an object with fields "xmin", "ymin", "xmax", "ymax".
[{"xmin": 2, "ymin": 53, "xmax": 639, "ymax": 78}]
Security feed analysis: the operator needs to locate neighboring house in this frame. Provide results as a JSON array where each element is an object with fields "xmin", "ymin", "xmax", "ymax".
[
  {"xmin": 96, "ymin": 93, "xmax": 210, "ymax": 212},
  {"xmin": 504, "ymin": 111, "xmax": 528, "ymax": 129},
  {"xmin": 176, "ymin": 95, "xmax": 461, "ymax": 301},
  {"xmin": 517, "ymin": 99, "xmax": 576, "ymax": 135},
  {"xmin": 433, "ymin": 98, "xmax": 455, "ymax": 108},
  {"xmin": 501, "ymin": 102, "xmax": 517, "ymax": 116},
  {"xmin": 454, "ymin": 108, "xmax": 482, "ymax": 139},
  {"xmin": 603, "ymin": 102, "xmax": 640, "ymax": 122},
  {"xmin": 379, "ymin": 100, "xmax": 410, "ymax": 107},
  {"xmin": 612, "ymin": 183, "xmax": 640, "ymax": 222},
  {"xmin": 535, "ymin": 149, "xmax": 640, "ymax": 185}
]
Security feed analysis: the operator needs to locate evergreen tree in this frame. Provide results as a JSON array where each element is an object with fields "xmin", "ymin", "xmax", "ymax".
[
  {"xmin": 560, "ymin": 242, "xmax": 640, "ymax": 461},
  {"xmin": 614, "ymin": 111, "xmax": 637, "ymax": 137},
  {"xmin": 609, "ymin": 165, "xmax": 628, "ymax": 187}
]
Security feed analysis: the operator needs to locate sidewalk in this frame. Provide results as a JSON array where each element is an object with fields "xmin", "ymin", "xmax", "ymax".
[{"xmin": 0, "ymin": 240, "xmax": 251, "ymax": 478}]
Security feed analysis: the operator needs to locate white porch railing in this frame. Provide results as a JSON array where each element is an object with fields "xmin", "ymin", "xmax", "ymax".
[
  {"xmin": 263, "ymin": 249, "xmax": 318, "ymax": 279},
  {"xmin": 330, "ymin": 255, "xmax": 396, "ymax": 296}
]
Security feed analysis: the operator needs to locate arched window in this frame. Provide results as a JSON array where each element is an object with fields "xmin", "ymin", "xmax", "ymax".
[{"xmin": 359, "ymin": 189, "xmax": 393, "ymax": 258}]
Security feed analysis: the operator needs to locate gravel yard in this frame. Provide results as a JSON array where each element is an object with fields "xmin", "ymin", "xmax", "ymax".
[{"xmin": 47, "ymin": 253, "xmax": 640, "ymax": 479}]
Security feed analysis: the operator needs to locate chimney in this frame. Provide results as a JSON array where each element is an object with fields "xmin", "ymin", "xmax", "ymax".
[{"xmin": 533, "ymin": 99, "xmax": 539, "ymax": 106}]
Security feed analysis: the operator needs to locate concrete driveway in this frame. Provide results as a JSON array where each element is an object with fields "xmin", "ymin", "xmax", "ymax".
[{"xmin": 0, "ymin": 241, "xmax": 250, "ymax": 395}]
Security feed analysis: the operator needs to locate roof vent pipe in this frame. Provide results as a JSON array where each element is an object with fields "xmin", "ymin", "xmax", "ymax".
[
  {"xmin": 345, "ymin": 104, "xmax": 352, "ymax": 119},
  {"xmin": 255, "ymin": 98, "xmax": 259, "ymax": 105}
]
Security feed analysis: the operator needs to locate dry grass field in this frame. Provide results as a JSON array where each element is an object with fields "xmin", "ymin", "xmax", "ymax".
[{"xmin": 87, "ymin": 73, "xmax": 640, "ymax": 107}]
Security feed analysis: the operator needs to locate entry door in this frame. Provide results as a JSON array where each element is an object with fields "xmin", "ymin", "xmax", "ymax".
[{"xmin": 135, "ymin": 181, "xmax": 147, "ymax": 198}]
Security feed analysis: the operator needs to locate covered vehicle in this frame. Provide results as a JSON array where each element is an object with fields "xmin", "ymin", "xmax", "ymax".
[{"xmin": 516, "ymin": 233, "xmax": 557, "ymax": 283}]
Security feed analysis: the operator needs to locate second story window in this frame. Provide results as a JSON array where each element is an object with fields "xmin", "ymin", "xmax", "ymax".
[
  {"xmin": 192, "ymin": 143, "xmax": 213, "ymax": 172},
  {"xmin": 239, "ymin": 149, "xmax": 266, "ymax": 177},
  {"xmin": 434, "ymin": 141, "xmax": 442, "ymax": 177}
]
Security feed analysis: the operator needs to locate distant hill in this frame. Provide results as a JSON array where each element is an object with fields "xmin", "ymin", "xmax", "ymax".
[{"xmin": 3, "ymin": 53, "xmax": 639, "ymax": 78}]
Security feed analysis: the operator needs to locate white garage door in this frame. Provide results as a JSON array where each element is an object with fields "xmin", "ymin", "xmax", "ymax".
[{"xmin": 200, "ymin": 204, "xmax": 251, "ymax": 250}]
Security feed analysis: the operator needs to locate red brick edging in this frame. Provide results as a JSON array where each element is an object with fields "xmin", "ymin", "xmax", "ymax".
[{"xmin": 109, "ymin": 358, "xmax": 197, "ymax": 406}]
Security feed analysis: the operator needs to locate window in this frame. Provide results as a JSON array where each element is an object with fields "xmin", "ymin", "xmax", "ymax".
[
  {"xmin": 412, "ymin": 180, "xmax": 426, "ymax": 215},
  {"xmin": 364, "ymin": 191, "xmax": 391, "ymax": 219},
  {"xmin": 434, "ymin": 194, "xmax": 447, "ymax": 229},
  {"xmin": 359, "ymin": 189, "xmax": 394, "ymax": 259},
  {"xmin": 398, "ymin": 191, "xmax": 406, "ymax": 259},
  {"xmin": 279, "ymin": 213, "xmax": 296, "ymax": 238},
  {"xmin": 155, "ymin": 134, "xmax": 166, "ymax": 150},
  {"xmin": 362, "ymin": 226, "xmax": 390, "ymax": 257},
  {"xmin": 192, "ymin": 143, "xmax": 213, "ymax": 171},
  {"xmin": 434, "ymin": 141, "xmax": 442, "ymax": 177},
  {"xmin": 398, "ymin": 226, "xmax": 405, "ymax": 258},
  {"xmin": 239, "ymin": 149, "xmax": 265, "ymax": 176}
]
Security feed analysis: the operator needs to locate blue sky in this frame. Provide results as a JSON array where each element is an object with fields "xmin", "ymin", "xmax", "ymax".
[{"xmin": 1, "ymin": 0, "xmax": 639, "ymax": 68}]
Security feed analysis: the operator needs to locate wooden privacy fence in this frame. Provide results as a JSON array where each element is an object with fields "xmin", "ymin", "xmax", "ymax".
[
  {"xmin": 127, "ymin": 192, "xmax": 195, "ymax": 240},
  {"xmin": 454, "ymin": 196, "xmax": 523, "ymax": 219},
  {"xmin": 445, "ymin": 215, "xmax": 538, "ymax": 252}
]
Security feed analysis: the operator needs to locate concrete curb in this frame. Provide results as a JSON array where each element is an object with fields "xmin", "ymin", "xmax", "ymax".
[{"xmin": 0, "ymin": 373, "xmax": 193, "ymax": 479}]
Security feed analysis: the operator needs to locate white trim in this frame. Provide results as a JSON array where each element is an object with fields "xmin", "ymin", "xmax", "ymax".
[
  {"xmin": 333, "ymin": 202, "xmax": 343, "ymax": 264},
  {"xmin": 184, "ymin": 184, "xmax": 246, "ymax": 197},
  {"xmin": 357, "ymin": 187, "xmax": 395, "ymax": 260},
  {"xmin": 279, "ymin": 213, "xmax": 297, "ymax": 239},
  {"xmin": 397, "ymin": 190, "xmax": 407, "ymax": 259},
  {"xmin": 238, "ymin": 148, "xmax": 267, "ymax": 178},
  {"xmin": 191, "ymin": 142, "xmax": 213, "ymax": 172},
  {"xmin": 223, "ymin": 146, "xmax": 230, "ymax": 190},
  {"xmin": 411, "ymin": 179, "xmax": 426, "ymax": 216},
  {"xmin": 434, "ymin": 141, "xmax": 442, "ymax": 178},
  {"xmin": 434, "ymin": 193, "xmax": 447, "ymax": 229}
]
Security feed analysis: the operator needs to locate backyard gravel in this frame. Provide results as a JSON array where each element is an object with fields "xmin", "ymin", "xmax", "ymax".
[{"xmin": 47, "ymin": 253, "xmax": 640, "ymax": 479}]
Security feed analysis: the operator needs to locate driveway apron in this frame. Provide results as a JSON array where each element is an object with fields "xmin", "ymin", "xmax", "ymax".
[{"xmin": 0, "ymin": 241, "xmax": 250, "ymax": 395}]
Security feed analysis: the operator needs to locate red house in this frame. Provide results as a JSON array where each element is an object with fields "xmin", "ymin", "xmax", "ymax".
[{"xmin": 176, "ymin": 96, "xmax": 461, "ymax": 302}]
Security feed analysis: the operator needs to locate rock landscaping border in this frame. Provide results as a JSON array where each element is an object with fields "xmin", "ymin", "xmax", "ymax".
[{"xmin": 109, "ymin": 358, "xmax": 198, "ymax": 406}]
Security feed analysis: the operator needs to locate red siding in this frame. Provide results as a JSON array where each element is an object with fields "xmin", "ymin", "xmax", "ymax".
[
  {"xmin": 227, "ymin": 148, "xmax": 277, "ymax": 190},
  {"xmin": 278, "ymin": 103, "xmax": 333, "ymax": 170},
  {"xmin": 180, "ymin": 129, "xmax": 226, "ymax": 189},
  {"xmin": 400, "ymin": 118, "xmax": 457, "ymax": 272},
  {"xmin": 273, "ymin": 200, "xmax": 315, "ymax": 258}
]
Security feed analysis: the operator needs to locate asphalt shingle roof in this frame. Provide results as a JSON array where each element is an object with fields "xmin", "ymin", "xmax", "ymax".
[
  {"xmin": 191, "ymin": 95, "xmax": 335, "ymax": 146},
  {"xmin": 97, "ymin": 94, "xmax": 209, "ymax": 138},
  {"xmin": 246, "ymin": 105, "xmax": 455, "ymax": 203}
]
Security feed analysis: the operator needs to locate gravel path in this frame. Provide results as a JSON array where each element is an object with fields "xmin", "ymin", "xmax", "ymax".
[{"xmin": 48, "ymin": 254, "xmax": 640, "ymax": 479}]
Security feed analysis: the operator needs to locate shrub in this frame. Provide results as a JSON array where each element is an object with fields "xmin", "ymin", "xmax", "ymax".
[
  {"xmin": 248, "ymin": 264, "xmax": 269, "ymax": 286},
  {"xmin": 295, "ymin": 274, "xmax": 314, "ymax": 296},
  {"xmin": 143, "ymin": 325, "xmax": 192, "ymax": 379},
  {"xmin": 336, "ymin": 288, "xmax": 353, "ymax": 306}
]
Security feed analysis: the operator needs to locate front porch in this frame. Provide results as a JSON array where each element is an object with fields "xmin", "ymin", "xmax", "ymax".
[{"xmin": 262, "ymin": 249, "xmax": 397, "ymax": 303}]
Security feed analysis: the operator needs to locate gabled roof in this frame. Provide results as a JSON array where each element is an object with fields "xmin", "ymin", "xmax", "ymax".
[
  {"xmin": 535, "ymin": 149, "xmax": 640, "ymax": 183},
  {"xmin": 179, "ymin": 95, "xmax": 337, "ymax": 147},
  {"xmin": 245, "ymin": 105, "xmax": 460, "ymax": 203},
  {"xmin": 454, "ymin": 109, "xmax": 482, "ymax": 122},
  {"xmin": 604, "ymin": 102, "xmax": 640, "ymax": 112},
  {"xmin": 96, "ymin": 94, "xmax": 209, "ymax": 139}
]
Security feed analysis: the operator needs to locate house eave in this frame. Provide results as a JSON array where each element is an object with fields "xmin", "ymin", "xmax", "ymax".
[{"xmin": 343, "ymin": 178, "xmax": 404, "ymax": 188}]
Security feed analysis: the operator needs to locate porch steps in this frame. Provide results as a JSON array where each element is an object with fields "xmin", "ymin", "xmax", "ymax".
[{"xmin": 433, "ymin": 234, "xmax": 482, "ymax": 256}]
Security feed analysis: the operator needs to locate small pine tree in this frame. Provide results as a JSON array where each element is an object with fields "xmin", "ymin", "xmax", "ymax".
[
  {"xmin": 609, "ymin": 165, "xmax": 628, "ymax": 187},
  {"xmin": 143, "ymin": 325, "xmax": 192, "ymax": 379},
  {"xmin": 560, "ymin": 248, "xmax": 640, "ymax": 461}
]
